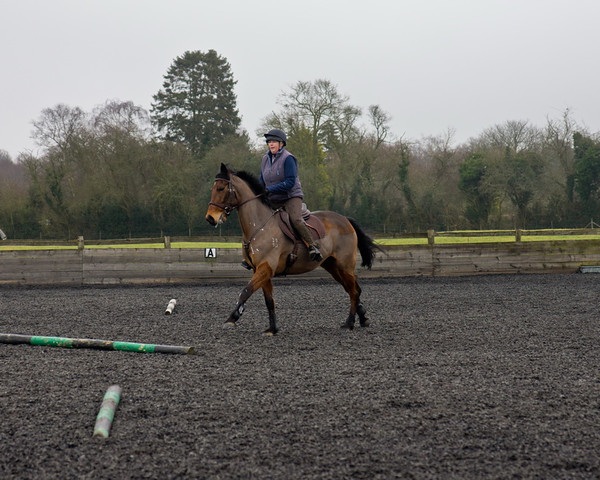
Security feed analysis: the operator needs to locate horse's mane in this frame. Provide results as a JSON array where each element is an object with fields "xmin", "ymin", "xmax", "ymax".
[{"xmin": 233, "ymin": 170, "xmax": 271, "ymax": 207}]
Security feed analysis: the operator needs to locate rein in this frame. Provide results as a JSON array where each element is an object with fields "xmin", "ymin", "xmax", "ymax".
[{"xmin": 208, "ymin": 195, "xmax": 261, "ymax": 215}]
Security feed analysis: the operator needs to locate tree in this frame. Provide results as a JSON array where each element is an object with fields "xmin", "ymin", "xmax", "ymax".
[
  {"xmin": 459, "ymin": 153, "xmax": 494, "ymax": 228},
  {"xmin": 263, "ymin": 79, "xmax": 359, "ymax": 150},
  {"xmin": 148, "ymin": 141, "xmax": 199, "ymax": 236},
  {"xmin": 368, "ymin": 105, "xmax": 391, "ymax": 149},
  {"xmin": 544, "ymin": 109, "xmax": 577, "ymax": 202},
  {"xmin": 497, "ymin": 149, "xmax": 545, "ymax": 227},
  {"xmin": 26, "ymin": 101, "xmax": 161, "ymax": 238},
  {"xmin": 31, "ymin": 104, "xmax": 87, "ymax": 152},
  {"xmin": 405, "ymin": 130, "xmax": 465, "ymax": 230},
  {"xmin": 468, "ymin": 120, "xmax": 546, "ymax": 228},
  {"xmin": 481, "ymin": 120, "xmax": 542, "ymax": 155},
  {"xmin": 87, "ymin": 102, "xmax": 162, "ymax": 237},
  {"xmin": 262, "ymin": 79, "xmax": 364, "ymax": 209},
  {"xmin": 151, "ymin": 50, "xmax": 241, "ymax": 158},
  {"xmin": 573, "ymin": 132, "xmax": 600, "ymax": 220},
  {"xmin": 28, "ymin": 104, "xmax": 92, "ymax": 237},
  {"xmin": 93, "ymin": 100, "xmax": 151, "ymax": 138},
  {"xmin": 0, "ymin": 151, "xmax": 30, "ymax": 237}
]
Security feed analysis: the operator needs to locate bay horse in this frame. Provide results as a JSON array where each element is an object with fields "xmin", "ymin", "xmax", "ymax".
[{"xmin": 205, "ymin": 163, "xmax": 379, "ymax": 335}]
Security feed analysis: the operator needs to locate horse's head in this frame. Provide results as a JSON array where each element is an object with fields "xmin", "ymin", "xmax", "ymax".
[
  {"xmin": 206, "ymin": 163, "xmax": 268, "ymax": 227},
  {"xmin": 205, "ymin": 163, "xmax": 237, "ymax": 226}
]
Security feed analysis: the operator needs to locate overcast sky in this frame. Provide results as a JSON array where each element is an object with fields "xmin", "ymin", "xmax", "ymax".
[{"xmin": 1, "ymin": 0, "xmax": 599, "ymax": 160}]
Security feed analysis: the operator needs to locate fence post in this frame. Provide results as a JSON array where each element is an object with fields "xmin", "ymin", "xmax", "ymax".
[
  {"xmin": 164, "ymin": 236, "xmax": 171, "ymax": 249},
  {"xmin": 515, "ymin": 229, "xmax": 522, "ymax": 243},
  {"xmin": 427, "ymin": 230, "xmax": 435, "ymax": 246},
  {"xmin": 78, "ymin": 236, "xmax": 85, "ymax": 249}
]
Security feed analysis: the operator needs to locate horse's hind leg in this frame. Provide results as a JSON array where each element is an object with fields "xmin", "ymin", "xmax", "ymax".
[
  {"xmin": 321, "ymin": 259, "xmax": 368, "ymax": 329},
  {"xmin": 347, "ymin": 280, "xmax": 370, "ymax": 328},
  {"xmin": 357, "ymin": 300, "xmax": 370, "ymax": 327}
]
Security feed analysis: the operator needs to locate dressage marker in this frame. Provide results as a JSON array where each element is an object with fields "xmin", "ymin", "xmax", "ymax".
[
  {"xmin": 93, "ymin": 385, "xmax": 122, "ymax": 438},
  {"xmin": 0, "ymin": 333, "xmax": 195, "ymax": 355},
  {"xmin": 165, "ymin": 298, "xmax": 177, "ymax": 315}
]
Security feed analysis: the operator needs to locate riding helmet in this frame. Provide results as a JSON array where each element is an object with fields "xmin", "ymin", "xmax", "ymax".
[{"xmin": 264, "ymin": 128, "xmax": 287, "ymax": 146}]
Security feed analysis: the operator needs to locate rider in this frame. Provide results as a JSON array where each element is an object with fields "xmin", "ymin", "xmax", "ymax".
[{"xmin": 259, "ymin": 128, "xmax": 322, "ymax": 262}]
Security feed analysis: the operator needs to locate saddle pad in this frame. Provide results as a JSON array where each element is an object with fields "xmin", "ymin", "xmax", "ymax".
[{"xmin": 277, "ymin": 211, "xmax": 325, "ymax": 243}]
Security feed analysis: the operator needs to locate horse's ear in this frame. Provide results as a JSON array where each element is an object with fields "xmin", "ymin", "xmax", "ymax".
[{"xmin": 217, "ymin": 163, "xmax": 230, "ymax": 179}]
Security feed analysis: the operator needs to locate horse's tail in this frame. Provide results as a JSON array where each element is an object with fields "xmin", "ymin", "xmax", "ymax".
[{"xmin": 347, "ymin": 217, "xmax": 381, "ymax": 270}]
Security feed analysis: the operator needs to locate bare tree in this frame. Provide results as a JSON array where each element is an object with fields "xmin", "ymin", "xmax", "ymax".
[
  {"xmin": 263, "ymin": 79, "xmax": 359, "ymax": 150},
  {"xmin": 544, "ymin": 109, "xmax": 578, "ymax": 202},
  {"xmin": 481, "ymin": 120, "xmax": 543, "ymax": 154},
  {"xmin": 92, "ymin": 100, "xmax": 151, "ymax": 138},
  {"xmin": 368, "ymin": 105, "xmax": 391, "ymax": 148},
  {"xmin": 31, "ymin": 104, "xmax": 87, "ymax": 152}
]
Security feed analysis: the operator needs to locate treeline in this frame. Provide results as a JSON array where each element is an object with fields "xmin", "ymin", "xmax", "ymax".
[{"xmin": 1, "ymin": 50, "xmax": 600, "ymax": 240}]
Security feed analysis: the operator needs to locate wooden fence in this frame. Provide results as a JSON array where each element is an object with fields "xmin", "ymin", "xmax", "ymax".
[
  {"xmin": 383, "ymin": 228, "xmax": 600, "ymax": 244},
  {"xmin": 1, "ymin": 239, "xmax": 599, "ymax": 286}
]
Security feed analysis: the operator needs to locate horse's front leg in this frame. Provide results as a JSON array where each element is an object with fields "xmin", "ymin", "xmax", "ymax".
[
  {"xmin": 224, "ymin": 264, "xmax": 273, "ymax": 328},
  {"xmin": 224, "ymin": 285, "xmax": 251, "ymax": 327},
  {"xmin": 262, "ymin": 278, "xmax": 278, "ymax": 336}
]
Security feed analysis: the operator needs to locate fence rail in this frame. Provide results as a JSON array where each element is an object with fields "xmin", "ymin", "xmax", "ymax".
[
  {"xmin": 1, "ymin": 238, "xmax": 600, "ymax": 286},
  {"xmin": 2, "ymin": 228, "xmax": 600, "ymax": 249},
  {"xmin": 381, "ymin": 228, "xmax": 600, "ymax": 243}
]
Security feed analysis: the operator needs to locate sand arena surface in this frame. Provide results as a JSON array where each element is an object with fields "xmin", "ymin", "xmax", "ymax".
[{"xmin": 1, "ymin": 274, "xmax": 599, "ymax": 479}]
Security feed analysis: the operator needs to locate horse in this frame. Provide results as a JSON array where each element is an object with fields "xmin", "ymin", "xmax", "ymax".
[{"xmin": 205, "ymin": 163, "xmax": 380, "ymax": 335}]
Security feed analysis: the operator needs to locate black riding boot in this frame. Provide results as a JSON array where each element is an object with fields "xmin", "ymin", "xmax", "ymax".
[{"xmin": 295, "ymin": 221, "xmax": 323, "ymax": 262}]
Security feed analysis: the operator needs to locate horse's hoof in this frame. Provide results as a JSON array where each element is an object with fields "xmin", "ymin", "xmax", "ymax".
[
  {"xmin": 263, "ymin": 329, "xmax": 277, "ymax": 336},
  {"xmin": 340, "ymin": 323, "xmax": 355, "ymax": 330},
  {"xmin": 360, "ymin": 318, "xmax": 370, "ymax": 327},
  {"xmin": 223, "ymin": 321, "xmax": 236, "ymax": 329}
]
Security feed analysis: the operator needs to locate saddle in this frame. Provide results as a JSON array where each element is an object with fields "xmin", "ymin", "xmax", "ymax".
[
  {"xmin": 275, "ymin": 206, "xmax": 325, "ymax": 276},
  {"xmin": 276, "ymin": 208, "xmax": 325, "ymax": 244}
]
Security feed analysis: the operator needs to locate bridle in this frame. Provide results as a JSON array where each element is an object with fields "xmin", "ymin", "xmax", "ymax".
[{"xmin": 209, "ymin": 177, "xmax": 263, "ymax": 218}]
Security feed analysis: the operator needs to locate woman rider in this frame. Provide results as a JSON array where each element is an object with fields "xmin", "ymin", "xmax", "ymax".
[{"xmin": 259, "ymin": 128, "xmax": 322, "ymax": 262}]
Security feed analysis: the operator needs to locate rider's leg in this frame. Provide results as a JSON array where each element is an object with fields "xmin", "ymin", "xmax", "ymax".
[{"xmin": 286, "ymin": 197, "xmax": 323, "ymax": 261}]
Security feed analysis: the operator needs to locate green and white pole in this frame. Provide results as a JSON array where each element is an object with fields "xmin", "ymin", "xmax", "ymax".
[
  {"xmin": 0, "ymin": 333, "xmax": 195, "ymax": 355},
  {"xmin": 93, "ymin": 385, "xmax": 122, "ymax": 438}
]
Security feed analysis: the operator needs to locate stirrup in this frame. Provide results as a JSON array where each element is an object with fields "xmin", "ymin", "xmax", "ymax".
[
  {"xmin": 241, "ymin": 261, "xmax": 252, "ymax": 270},
  {"xmin": 308, "ymin": 245, "xmax": 323, "ymax": 262}
]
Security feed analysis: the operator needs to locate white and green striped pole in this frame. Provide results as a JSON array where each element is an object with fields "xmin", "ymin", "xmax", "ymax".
[
  {"xmin": 93, "ymin": 385, "xmax": 122, "ymax": 438},
  {"xmin": 0, "ymin": 333, "xmax": 195, "ymax": 355}
]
